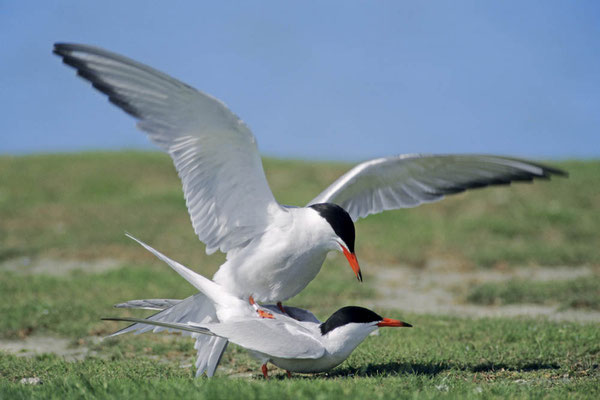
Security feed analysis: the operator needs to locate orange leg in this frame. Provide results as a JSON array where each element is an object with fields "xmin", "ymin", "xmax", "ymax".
[
  {"xmin": 286, "ymin": 370, "xmax": 292, "ymax": 379},
  {"xmin": 261, "ymin": 364, "xmax": 269, "ymax": 379},
  {"xmin": 257, "ymin": 309, "xmax": 274, "ymax": 319},
  {"xmin": 277, "ymin": 301, "xmax": 286, "ymax": 314},
  {"xmin": 249, "ymin": 296, "xmax": 274, "ymax": 319}
]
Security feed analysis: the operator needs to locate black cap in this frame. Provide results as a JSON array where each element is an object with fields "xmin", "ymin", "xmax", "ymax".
[
  {"xmin": 310, "ymin": 203, "xmax": 355, "ymax": 253},
  {"xmin": 320, "ymin": 306, "xmax": 382, "ymax": 335}
]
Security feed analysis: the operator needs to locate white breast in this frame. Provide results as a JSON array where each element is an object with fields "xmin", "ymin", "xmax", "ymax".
[
  {"xmin": 213, "ymin": 207, "xmax": 336, "ymax": 302},
  {"xmin": 269, "ymin": 323, "xmax": 378, "ymax": 373}
]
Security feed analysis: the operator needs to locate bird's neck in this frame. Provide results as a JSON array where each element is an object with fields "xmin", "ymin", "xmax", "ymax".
[{"xmin": 321, "ymin": 324, "xmax": 376, "ymax": 358}]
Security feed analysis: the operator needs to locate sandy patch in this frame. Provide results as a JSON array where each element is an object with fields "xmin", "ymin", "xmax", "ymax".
[
  {"xmin": 369, "ymin": 261, "xmax": 600, "ymax": 323},
  {"xmin": 0, "ymin": 336, "xmax": 100, "ymax": 361},
  {"xmin": 0, "ymin": 257, "xmax": 122, "ymax": 276}
]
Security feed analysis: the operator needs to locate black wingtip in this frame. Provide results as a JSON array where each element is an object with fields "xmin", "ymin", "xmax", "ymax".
[
  {"xmin": 52, "ymin": 43, "xmax": 145, "ymax": 120},
  {"xmin": 53, "ymin": 42, "xmax": 71, "ymax": 57},
  {"xmin": 519, "ymin": 159, "xmax": 569, "ymax": 179},
  {"xmin": 547, "ymin": 166, "xmax": 569, "ymax": 178}
]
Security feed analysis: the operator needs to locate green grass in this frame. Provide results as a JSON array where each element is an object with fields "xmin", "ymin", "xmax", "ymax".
[
  {"xmin": 1, "ymin": 153, "xmax": 598, "ymax": 268},
  {"xmin": 0, "ymin": 152, "xmax": 599, "ymax": 398},
  {"xmin": 0, "ymin": 267, "xmax": 192, "ymax": 339},
  {"xmin": 466, "ymin": 276, "xmax": 600, "ymax": 311},
  {"xmin": 1, "ymin": 316, "xmax": 598, "ymax": 399}
]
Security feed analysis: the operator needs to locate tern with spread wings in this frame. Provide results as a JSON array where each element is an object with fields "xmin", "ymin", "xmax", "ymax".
[
  {"xmin": 106, "ymin": 235, "xmax": 411, "ymax": 378},
  {"xmin": 54, "ymin": 43, "xmax": 566, "ymax": 376}
]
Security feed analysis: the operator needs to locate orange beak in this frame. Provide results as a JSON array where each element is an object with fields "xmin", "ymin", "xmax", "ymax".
[
  {"xmin": 377, "ymin": 318, "xmax": 412, "ymax": 328},
  {"xmin": 340, "ymin": 244, "xmax": 362, "ymax": 282}
]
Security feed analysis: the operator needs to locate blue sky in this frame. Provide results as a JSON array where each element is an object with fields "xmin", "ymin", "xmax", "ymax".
[{"xmin": 1, "ymin": 1, "xmax": 599, "ymax": 161}]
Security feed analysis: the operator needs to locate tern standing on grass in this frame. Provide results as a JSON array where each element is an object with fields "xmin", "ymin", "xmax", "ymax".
[{"xmin": 54, "ymin": 43, "xmax": 566, "ymax": 376}]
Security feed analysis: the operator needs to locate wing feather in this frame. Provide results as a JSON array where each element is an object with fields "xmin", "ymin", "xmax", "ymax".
[
  {"xmin": 54, "ymin": 43, "xmax": 286, "ymax": 253},
  {"xmin": 194, "ymin": 319, "xmax": 325, "ymax": 359},
  {"xmin": 107, "ymin": 317, "xmax": 325, "ymax": 359},
  {"xmin": 308, "ymin": 154, "xmax": 567, "ymax": 221}
]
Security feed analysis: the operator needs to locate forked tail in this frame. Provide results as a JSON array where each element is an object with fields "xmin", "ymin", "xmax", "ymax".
[{"xmin": 109, "ymin": 234, "xmax": 232, "ymax": 377}]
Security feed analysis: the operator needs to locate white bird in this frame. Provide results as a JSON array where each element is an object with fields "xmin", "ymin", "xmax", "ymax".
[
  {"xmin": 106, "ymin": 235, "xmax": 411, "ymax": 378},
  {"xmin": 54, "ymin": 43, "xmax": 566, "ymax": 376}
]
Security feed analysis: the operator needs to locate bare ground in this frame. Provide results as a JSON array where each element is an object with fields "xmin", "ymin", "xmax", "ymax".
[
  {"xmin": 0, "ymin": 336, "xmax": 100, "ymax": 361},
  {"xmin": 0, "ymin": 257, "xmax": 122, "ymax": 276},
  {"xmin": 369, "ymin": 260, "xmax": 600, "ymax": 323}
]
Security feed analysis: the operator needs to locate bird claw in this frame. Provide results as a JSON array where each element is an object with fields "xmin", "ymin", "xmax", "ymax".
[
  {"xmin": 249, "ymin": 295, "xmax": 275, "ymax": 319},
  {"xmin": 257, "ymin": 309, "xmax": 275, "ymax": 319}
]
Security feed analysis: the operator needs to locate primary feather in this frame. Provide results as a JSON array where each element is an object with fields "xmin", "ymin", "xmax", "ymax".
[
  {"xmin": 54, "ymin": 43, "xmax": 284, "ymax": 254},
  {"xmin": 308, "ymin": 154, "xmax": 566, "ymax": 221}
]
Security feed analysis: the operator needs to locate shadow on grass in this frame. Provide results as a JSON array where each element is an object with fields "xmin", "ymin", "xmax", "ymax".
[{"xmin": 325, "ymin": 360, "xmax": 560, "ymax": 378}]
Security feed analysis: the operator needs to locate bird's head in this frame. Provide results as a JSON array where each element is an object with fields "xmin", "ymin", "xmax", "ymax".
[
  {"xmin": 309, "ymin": 203, "xmax": 361, "ymax": 282},
  {"xmin": 320, "ymin": 306, "xmax": 412, "ymax": 336},
  {"xmin": 318, "ymin": 306, "xmax": 411, "ymax": 356}
]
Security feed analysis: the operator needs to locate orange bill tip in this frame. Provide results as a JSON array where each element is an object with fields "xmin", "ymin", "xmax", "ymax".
[
  {"xmin": 377, "ymin": 317, "xmax": 412, "ymax": 328},
  {"xmin": 341, "ymin": 245, "xmax": 362, "ymax": 282}
]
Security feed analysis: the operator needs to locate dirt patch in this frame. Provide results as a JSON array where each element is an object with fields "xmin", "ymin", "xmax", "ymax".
[
  {"xmin": 0, "ymin": 257, "xmax": 122, "ymax": 276},
  {"xmin": 0, "ymin": 336, "xmax": 100, "ymax": 361},
  {"xmin": 369, "ymin": 261, "xmax": 600, "ymax": 323}
]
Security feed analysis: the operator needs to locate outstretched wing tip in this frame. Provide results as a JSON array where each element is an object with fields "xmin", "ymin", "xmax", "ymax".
[
  {"xmin": 542, "ymin": 164, "xmax": 569, "ymax": 178},
  {"xmin": 54, "ymin": 43, "xmax": 283, "ymax": 254},
  {"xmin": 309, "ymin": 153, "xmax": 567, "ymax": 221},
  {"xmin": 52, "ymin": 42, "xmax": 69, "ymax": 55}
]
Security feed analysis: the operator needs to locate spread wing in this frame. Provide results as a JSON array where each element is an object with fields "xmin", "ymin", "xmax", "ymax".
[
  {"xmin": 308, "ymin": 154, "xmax": 567, "ymax": 221},
  {"xmin": 54, "ymin": 43, "xmax": 286, "ymax": 254}
]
